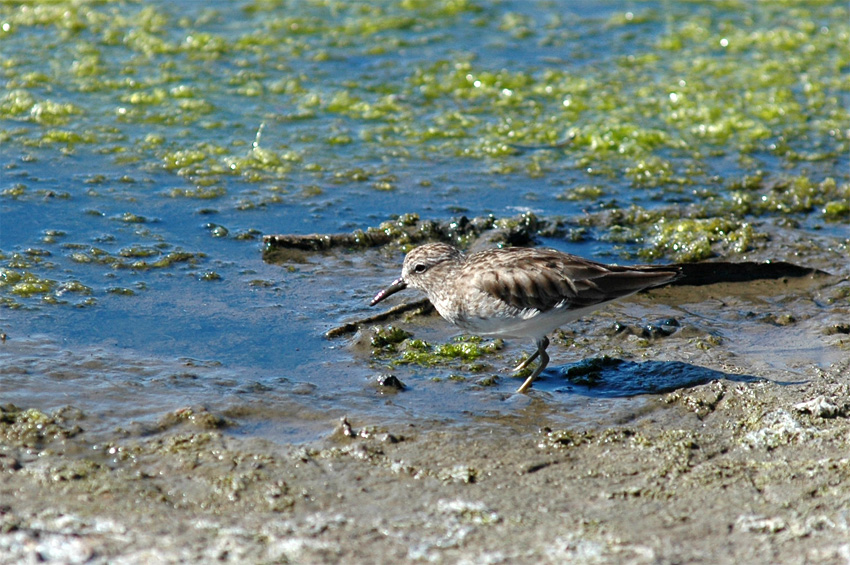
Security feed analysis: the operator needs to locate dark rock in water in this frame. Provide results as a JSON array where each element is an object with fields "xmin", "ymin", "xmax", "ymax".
[
  {"xmin": 643, "ymin": 317, "xmax": 681, "ymax": 337},
  {"xmin": 376, "ymin": 374, "xmax": 406, "ymax": 391}
]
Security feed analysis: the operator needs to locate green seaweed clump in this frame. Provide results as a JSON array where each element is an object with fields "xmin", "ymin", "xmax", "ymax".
[
  {"xmin": 155, "ymin": 406, "xmax": 229, "ymax": 432},
  {"xmin": 592, "ymin": 205, "xmax": 764, "ymax": 262},
  {"xmin": 397, "ymin": 336, "xmax": 503, "ymax": 367},
  {"xmin": 371, "ymin": 325, "xmax": 413, "ymax": 350},
  {"xmin": 0, "ymin": 268, "xmax": 55, "ymax": 297},
  {"xmin": 0, "ymin": 405, "xmax": 83, "ymax": 448},
  {"xmin": 539, "ymin": 428, "xmax": 595, "ymax": 450},
  {"xmin": 724, "ymin": 176, "xmax": 850, "ymax": 221},
  {"xmin": 645, "ymin": 217, "xmax": 759, "ymax": 262},
  {"xmin": 67, "ymin": 247, "xmax": 204, "ymax": 271}
]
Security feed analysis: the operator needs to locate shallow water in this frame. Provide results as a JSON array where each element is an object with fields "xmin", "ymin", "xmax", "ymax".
[{"xmin": 1, "ymin": 0, "xmax": 848, "ymax": 443}]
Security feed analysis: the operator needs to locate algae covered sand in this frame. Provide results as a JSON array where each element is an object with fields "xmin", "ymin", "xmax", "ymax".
[{"xmin": 2, "ymin": 351, "xmax": 850, "ymax": 563}]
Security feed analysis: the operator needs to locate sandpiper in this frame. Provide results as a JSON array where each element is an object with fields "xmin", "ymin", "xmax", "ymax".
[{"xmin": 371, "ymin": 242, "xmax": 682, "ymax": 393}]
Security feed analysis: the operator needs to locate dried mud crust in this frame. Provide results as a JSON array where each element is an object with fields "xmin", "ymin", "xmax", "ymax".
[{"xmin": 2, "ymin": 361, "xmax": 850, "ymax": 564}]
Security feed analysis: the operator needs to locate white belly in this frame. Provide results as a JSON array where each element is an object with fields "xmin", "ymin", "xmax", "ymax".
[{"xmin": 453, "ymin": 304, "xmax": 605, "ymax": 340}]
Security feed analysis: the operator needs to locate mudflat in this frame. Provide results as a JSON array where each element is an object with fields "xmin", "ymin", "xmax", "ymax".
[{"xmin": 3, "ymin": 273, "xmax": 849, "ymax": 564}]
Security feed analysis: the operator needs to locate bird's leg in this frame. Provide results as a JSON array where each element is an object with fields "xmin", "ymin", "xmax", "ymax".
[
  {"xmin": 512, "ymin": 348, "xmax": 540, "ymax": 373},
  {"xmin": 516, "ymin": 336, "xmax": 549, "ymax": 394}
]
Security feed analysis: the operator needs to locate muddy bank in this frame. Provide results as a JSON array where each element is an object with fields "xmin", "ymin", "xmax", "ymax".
[
  {"xmin": 3, "ymin": 281, "xmax": 850, "ymax": 565},
  {"xmin": 2, "ymin": 360, "xmax": 850, "ymax": 564}
]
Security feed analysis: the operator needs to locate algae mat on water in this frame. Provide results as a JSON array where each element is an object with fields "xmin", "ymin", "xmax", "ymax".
[{"xmin": 1, "ymin": 0, "xmax": 847, "ymax": 307}]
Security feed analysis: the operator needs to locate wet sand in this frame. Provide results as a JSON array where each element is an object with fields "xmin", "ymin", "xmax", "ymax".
[{"xmin": 2, "ymin": 370, "xmax": 850, "ymax": 563}]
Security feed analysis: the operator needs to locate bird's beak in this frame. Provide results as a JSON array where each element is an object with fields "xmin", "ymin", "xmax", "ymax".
[{"xmin": 370, "ymin": 277, "xmax": 407, "ymax": 306}]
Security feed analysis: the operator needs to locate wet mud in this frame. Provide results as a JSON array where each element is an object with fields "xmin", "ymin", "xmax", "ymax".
[{"xmin": 2, "ymin": 363, "xmax": 850, "ymax": 563}]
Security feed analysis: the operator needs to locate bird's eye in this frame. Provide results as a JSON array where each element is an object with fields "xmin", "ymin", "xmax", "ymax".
[{"xmin": 413, "ymin": 263, "xmax": 427, "ymax": 274}]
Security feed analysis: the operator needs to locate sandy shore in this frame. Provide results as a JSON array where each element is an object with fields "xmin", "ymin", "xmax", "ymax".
[{"xmin": 3, "ymin": 334, "xmax": 849, "ymax": 563}]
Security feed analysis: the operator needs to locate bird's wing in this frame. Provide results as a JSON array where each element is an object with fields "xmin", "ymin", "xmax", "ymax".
[{"xmin": 465, "ymin": 248, "xmax": 680, "ymax": 313}]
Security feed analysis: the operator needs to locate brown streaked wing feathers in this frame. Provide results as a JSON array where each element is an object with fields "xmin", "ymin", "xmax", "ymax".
[{"xmin": 467, "ymin": 248, "xmax": 679, "ymax": 312}]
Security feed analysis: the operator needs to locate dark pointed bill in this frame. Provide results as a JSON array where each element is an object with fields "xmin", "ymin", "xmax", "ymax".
[{"xmin": 370, "ymin": 278, "xmax": 407, "ymax": 306}]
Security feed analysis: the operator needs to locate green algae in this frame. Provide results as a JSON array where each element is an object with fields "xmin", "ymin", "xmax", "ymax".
[
  {"xmin": 724, "ymin": 176, "xmax": 850, "ymax": 220},
  {"xmin": 41, "ymin": 229, "xmax": 67, "ymax": 244},
  {"xmin": 578, "ymin": 172, "xmax": 848, "ymax": 261},
  {"xmin": 387, "ymin": 335, "xmax": 504, "ymax": 368},
  {"xmin": 0, "ymin": 89, "xmax": 82, "ymax": 125},
  {"xmin": 368, "ymin": 321, "xmax": 507, "ymax": 369},
  {"xmin": 0, "ymin": 239, "xmax": 205, "ymax": 307},
  {"xmin": 370, "ymin": 325, "xmax": 413, "ymax": 350},
  {"xmin": 556, "ymin": 184, "xmax": 605, "ymax": 202},
  {"xmin": 0, "ymin": 405, "xmax": 83, "ymax": 448},
  {"xmin": 204, "ymin": 223, "xmax": 229, "ymax": 238},
  {"xmin": 56, "ymin": 281, "xmax": 92, "ymax": 295},
  {"xmin": 114, "ymin": 212, "xmax": 148, "ymax": 224},
  {"xmin": 588, "ymin": 205, "xmax": 766, "ymax": 262},
  {"xmin": 646, "ymin": 218, "xmax": 759, "ymax": 262},
  {"xmin": 1, "ymin": 0, "xmax": 848, "ymax": 320},
  {"xmin": 1, "ymin": 0, "xmax": 844, "ymax": 182},
  {"xmin": 0, "ymin": 268, "xmax": 55, "ymax": 297},
  {"xmin": 66, "ymin": 247, "xmax": 203, "ymax": 271},
  {"xmin": 168, "ymin": 184, "xmax": 228, "ymax": 201},
  {"xmin": 107, "ymin": 286, "xmax": 136, "ymax": 296}
]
